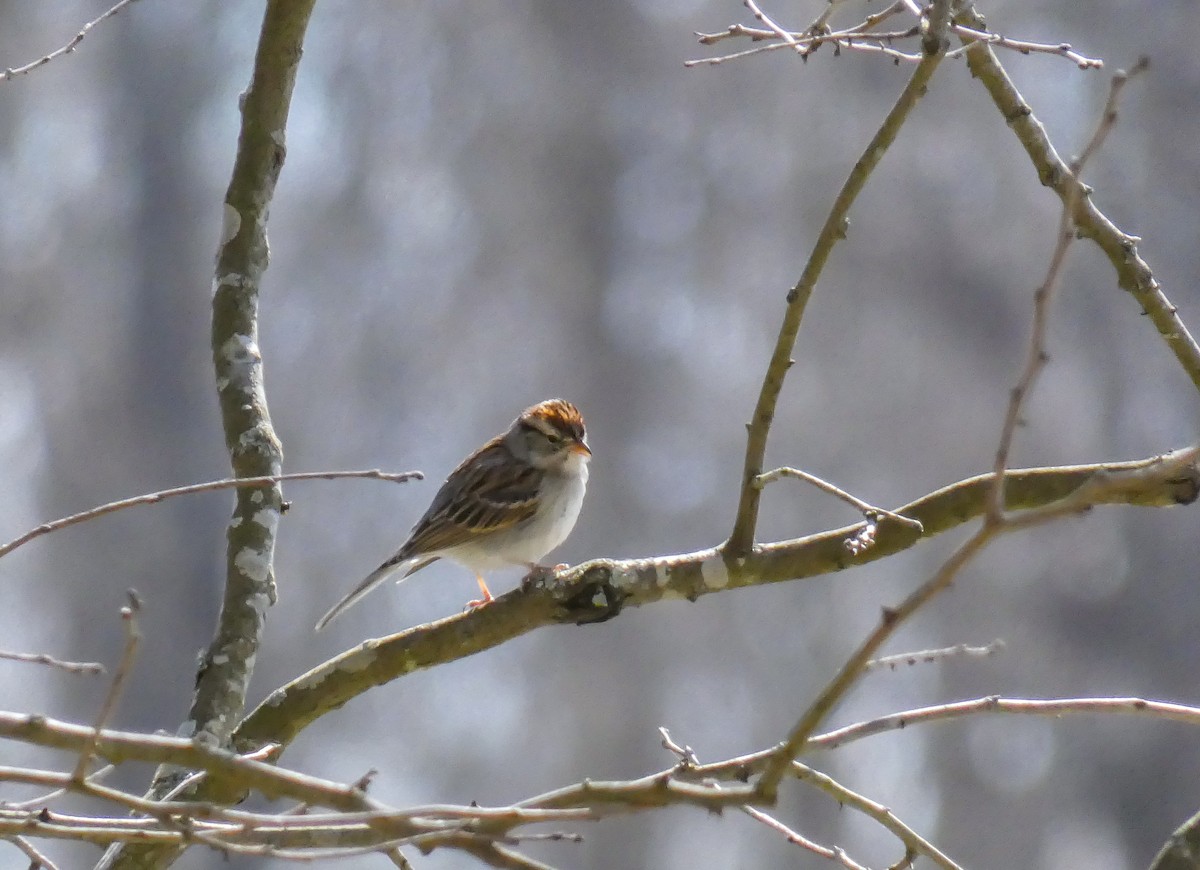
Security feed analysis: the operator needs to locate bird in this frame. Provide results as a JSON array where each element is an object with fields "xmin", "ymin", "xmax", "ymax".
[{"xmin": 315, "ymin": 399, "xmax": 590, "ymax": 630}]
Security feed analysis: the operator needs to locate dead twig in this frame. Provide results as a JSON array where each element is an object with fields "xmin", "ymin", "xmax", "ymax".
[
  {"xmin": 0, "ymin": 650, "xmax": 104, "ymax": 675},
  {"xmin": 1, "ymin": 0, "xmax": 144, "ymax": 83},
  {"xmin": 73, "ymin": 594, "xmax": 142, "ymax": 782},
  {"xmin": 0, "ymin": 469, "xmax": 422, "ymax": 561}
]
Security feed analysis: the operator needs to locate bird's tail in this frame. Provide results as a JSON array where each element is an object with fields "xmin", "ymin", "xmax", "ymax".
[{"xmin": 314, "ymin": 555, "xmax": 439, "ymax": 631}]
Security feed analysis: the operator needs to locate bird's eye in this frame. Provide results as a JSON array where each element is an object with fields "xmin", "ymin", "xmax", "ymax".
[{"xmin": 546, "ymin": 432, "xmax": 563, "ymax": 444}]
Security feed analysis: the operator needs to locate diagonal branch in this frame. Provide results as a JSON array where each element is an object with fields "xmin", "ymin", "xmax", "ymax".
[
  {"xmin": 73, "ymin": 595, "xmax": 141, "ymax": 782},
  {"xmin": 988, "ymin": 58, "xmax": 1146, "ymax": 519},
  {"xmin": 0, "ymin": 0, "xmax": 143, "ymax": 83},
  {"xmin": 234, "ymin": 447, "xmax": 1198, "ymax": 759},
  {"xmin": 756, "ymin": 447, "xmax": 1196, "ymax": 798},
  {"xmin": 958, "ymin": 14, "xmax": 1200, "ymax": 393},
  {"xmin": 727, "ymin": 14, "xmax": 948, "ymax": 555}
]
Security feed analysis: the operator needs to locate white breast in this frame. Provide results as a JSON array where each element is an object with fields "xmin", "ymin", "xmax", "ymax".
[{"xmin": 445, "ymin": 456, "xmax": 588, "ymax": 572}]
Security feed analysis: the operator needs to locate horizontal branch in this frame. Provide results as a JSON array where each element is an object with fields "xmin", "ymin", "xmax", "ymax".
[
  {"xmin": 0, "ymin": 469, "xmax": 422, "ymax": 561},
  {"xmin": 663, "ymin": 695, "xmax": 1200, "ymax": 786},
  {"xmin": 0, "ymin": 649, "xmax": 104, "ymax": 675},
  {"xmin": 814, "ymin": 696, "xmax": 1200, "ymax": 749},
  {"xmin": 0, "ymin": 712, "xmax": 374, "ymax": 815},
  {"xmin": 8, "ymin": 693, "xmax": 1198, "ymax": 860}
]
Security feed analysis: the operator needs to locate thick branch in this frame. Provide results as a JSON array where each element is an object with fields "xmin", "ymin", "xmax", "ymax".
[
  {"xmin": 99, "ymin": 2, "xmax": 317, "ymax": 868},
  {"xmin": 1149, "ymin": 807, "xmax": 1200, "ymax": 870}
]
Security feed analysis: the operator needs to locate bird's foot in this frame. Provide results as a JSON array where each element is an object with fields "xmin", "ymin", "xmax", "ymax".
[{"xmin": 465, "ymin": 575, "xmax": 495, "ymax": 610}]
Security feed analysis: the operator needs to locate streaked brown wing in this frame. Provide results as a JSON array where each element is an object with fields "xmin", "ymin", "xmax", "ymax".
[{"xmin": 397, "ymin": 439, "xmax": 541, "ymax": 558}]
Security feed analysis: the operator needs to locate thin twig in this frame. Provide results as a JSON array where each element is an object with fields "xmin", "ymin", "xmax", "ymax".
[
  {"xmin": 808, "ymin": 0, "xmax": 860, "ymax": 35},
  {"xmin": 9, "ymin": 834, "xmax": 62, "ymax": 869},
  {"xmin": 1, "ymin": 0, "xmax": 143, "ymax": 83},
  {"xmin": 988, "ymin": 59, "xmax": 1148, "ymax": 522},
  {"xmin": 865, "ymin": 639, "xmax": 1005, "ymax": 671},
  {"xmin": 0, "ymin": 650, "xmax": 104, "ymax": 675},
  {"xmin": 745, "ymin": 805, "xmax": 866, "ymax": 868},
  {"xmin": 754, "ymin": 466, "xmax": 924, "ymax": 532},
  {"xmin": 791, "ymin": 763, "xmax": 963, "ymax": 870},
  {"xmin": 952, "ymin": 25, "xmax": 1102, "ymax": 69},
  {"xmin": 757, "ymin": 39, "xmax": 1146, "ymax": 799},
  {"xmin": 743, "ymin": 0, "xmax": 806, "ymax": 55},
  {"xmin": 0, "ymin": 469, "xmax": 422, "ymax": 561},
  {"xmin": 73, "ymin": 594, "xmax": 142, "ymax": 782},
  {"xmin": 156, "ymin": 742, "xmax": 280, "ymax": 802},
  {"xmin": 690, "ymin": 5, "xmax": 1102, "ymax": 70},
  {"xmin": 3, "ymin": 763, "xmax": 116, "ymax": 811},
  {"xmin": 812, "ymin": 696, "xmax": 1200, "ymax": 750}
]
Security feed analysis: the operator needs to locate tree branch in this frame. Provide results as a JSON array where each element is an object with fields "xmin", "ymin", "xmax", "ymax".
[
  {"xmin": 959, "ymin": 18, "xmax": 1200, "ymax": 392},
  {"xmin": 0, "ymin": 470, "xmax": 420, "ymax": 561},
  {"xmin": 98, "ymin": 1, "xmax": 317, "ymax": 868},
  {"xmin": 0, "ymin": 0, "xmax": 143, "ymax": 84},
  {"xmin": 235, "ymin": 447, "xmax": 1198, "ymax": 758},
  {"xmin": 728, "ymin": 12, "xmax": 946, "ymax": 554}
]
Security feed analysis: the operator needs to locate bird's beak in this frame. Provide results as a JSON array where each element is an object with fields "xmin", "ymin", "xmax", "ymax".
[{"xmin": 570, "ymin": 440, "xmax": 592, "ymax": 457}]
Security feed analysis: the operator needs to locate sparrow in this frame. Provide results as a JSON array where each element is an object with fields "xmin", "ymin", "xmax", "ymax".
[{"xmin": 315, "ymin": 399, "xmax": 590, "ymax": 630}]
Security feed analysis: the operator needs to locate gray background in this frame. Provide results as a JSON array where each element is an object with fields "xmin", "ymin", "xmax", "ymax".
[{"xmin": 1, "ymin": 1, "xmax": 1198, "ymax": 868}]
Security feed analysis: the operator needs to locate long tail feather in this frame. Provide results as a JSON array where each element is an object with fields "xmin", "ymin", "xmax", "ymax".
[{"xmin": 315, "ymin": 561, "xmax": 403, "ymax": 631}]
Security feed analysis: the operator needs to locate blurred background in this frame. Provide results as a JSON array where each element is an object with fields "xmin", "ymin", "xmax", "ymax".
[{"xmin": 1, "ymin": 1, "xmax": 1198, "ymax": 867}]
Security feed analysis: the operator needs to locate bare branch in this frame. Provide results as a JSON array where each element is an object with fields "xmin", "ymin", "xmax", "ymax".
[
  {"xmin": 8, "ymin": 834, "xmax": 61, "ymax": 870},
  {"xmin": 0, "ymin": 469, "xmax": 422, "ymax": 562},
  {"xmin": 951, "ymin": 25, "xmax": 1102, "ymax": 69},
  {"xmin": 959, "ymin": 20, "xmax": 1200, "ymax": 391},
  {"xmin": 0, "ymin": 713, "xmax": 401, "ymax": 823},
  {"xmin": 0, "ymin": 0, "xmax": 143, "ymax": 84},
  {"xmin": 0, "ymin": 650, "xmax": 104, "ymax": 676},
  {"xmin": 744, "ymin": 804, "xmax": 868, "ymax": 868},
  {"xmin": 756, "ymin": 448, "xmax": 1200, "ymax": 796},
  {"xmin": 754, "ymin": 466, "xmax": 924, "ymax": 536},
  {"xmin": 228, "ymin": 446, "xmax": 1198, "ymax": 768},
  {"xmin": 73, "ymin": 594, "xmax": 142, "ymax": 782},
  {"xmin": 755, "ymin": 45, "xmax": 1164, "ymax": 798},
  {"xmin": 742, "ymin": 0, "xmax": 807, "ymax": 56},
  {"xmin": 813, "ymin": 697, "xmax": 1200, "ymax": 750},
  {"xmin": 989, "ymin": 59, "xmax": 1149, "ymax": 521},
  {"xmin": 660, "ymin": 726, "xmax": 959, "ymax": 870},
  {"xmin": 757, "ymin": 511, "xmax": 992, "ymax": 797},
  {"xmin": 659, "ymin": 695, "xmax": 1200, "ymax": 789},
  {"xmin": 727, "ymin": 12, "xmax": 948, "ymax": 555},
  {"xmin": 5, "ymin": 692, "xmax": 1199, "ymax": 861},
  {"xmin": 690, "ymin": 4, "xmax": 1102, "ymax": 70},
  {"xmin": 791, "ymin": 764, "xmax": 962, "ymax": 870}
]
